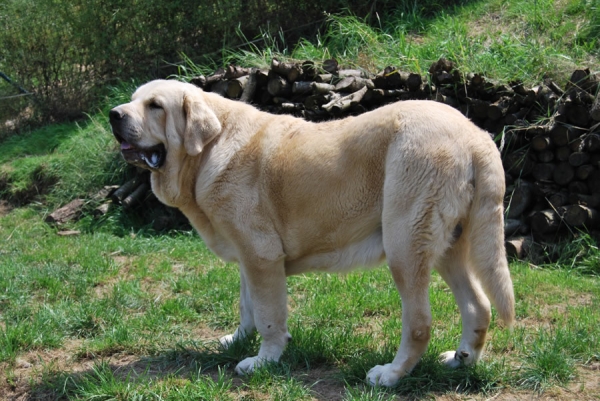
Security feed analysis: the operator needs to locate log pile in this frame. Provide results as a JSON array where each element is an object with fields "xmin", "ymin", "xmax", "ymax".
[{"xmin": 48, "ymin": 58, "xmax": 600, "ymax": 257}]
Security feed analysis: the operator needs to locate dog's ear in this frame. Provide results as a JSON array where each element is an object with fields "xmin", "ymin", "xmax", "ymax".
[{"xmin": 182, "ymin": 91, "xmax": 222, "ymax": 156}]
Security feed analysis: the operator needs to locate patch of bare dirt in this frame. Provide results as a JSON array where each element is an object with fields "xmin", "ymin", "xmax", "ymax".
[
  {"xmin": 0, "ymin": 200, "xmax": 12, "ymax": 217},
  {"xmin": 0, "ymin": 339, "xmax": 85, "ymax": 401}
]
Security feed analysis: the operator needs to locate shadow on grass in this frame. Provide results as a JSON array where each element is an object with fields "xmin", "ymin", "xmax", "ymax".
[{"xmin": 26, "ymin": 336, "xmax": 502, "ymax": 400}]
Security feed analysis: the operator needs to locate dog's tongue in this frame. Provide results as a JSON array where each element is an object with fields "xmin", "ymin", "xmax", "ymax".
[{"xmin": 120, "ymin": 142, "xmax": 134, "ymax": 151}]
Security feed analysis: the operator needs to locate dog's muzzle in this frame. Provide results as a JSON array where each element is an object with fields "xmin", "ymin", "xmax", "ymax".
[{"xmin": 109, "ymin": 108, "xmax": 166, "ymax": 170}]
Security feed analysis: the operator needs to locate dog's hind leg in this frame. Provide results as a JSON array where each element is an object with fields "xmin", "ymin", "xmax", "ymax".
[
  {"xmin": 435, "ymin": 232, "xmax": 491, "ymax": 368},
  {"xmin": 366, "ymin": 215, "xmax": 436, "ymax": 387},
  {"xmin": 219, "ymin": 269, "xmax": 257, "ymax": 347}
]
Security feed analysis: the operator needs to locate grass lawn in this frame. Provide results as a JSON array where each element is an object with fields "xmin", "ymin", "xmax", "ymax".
[
  {"xmin": 1, "ymin": 206, "xmax": 599, "ymax": 400},
  {"xmin": 1, "ymin": 1, "xmax": 600, "ymax": 398}
]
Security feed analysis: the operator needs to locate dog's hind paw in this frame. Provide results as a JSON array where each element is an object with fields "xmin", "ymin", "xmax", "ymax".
[
  {"xmin": 366, "ymin": 364, "xmax": 401, "ymax": 387},
  {"xmin": 235, "ymin": 356, "xmax": 264, "ymax": 375}
]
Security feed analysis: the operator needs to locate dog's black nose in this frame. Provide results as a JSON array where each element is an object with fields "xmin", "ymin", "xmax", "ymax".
[{"xmin": 109, "ymin": 108, "xmax": 124, "ymax": 121}]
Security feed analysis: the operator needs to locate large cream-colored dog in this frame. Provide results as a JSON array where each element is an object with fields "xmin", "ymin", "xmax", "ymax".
[{"xmin": 109, "ymin": 79, "xmax": 514, "ymax": 386}]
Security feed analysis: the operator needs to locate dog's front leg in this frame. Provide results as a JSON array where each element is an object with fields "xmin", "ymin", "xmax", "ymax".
[
  {"xmin": 234, "ymin": 257, "xmax": 291, "ymax": 375},
  {"xmin": 220, "ymin": 268, "xmax": 257, "ymax": 347}
]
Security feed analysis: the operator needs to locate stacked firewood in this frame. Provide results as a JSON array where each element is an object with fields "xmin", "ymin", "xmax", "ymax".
[{"xmin": 47, "ymin": 58, "xmax": 600, "ymax": 257}]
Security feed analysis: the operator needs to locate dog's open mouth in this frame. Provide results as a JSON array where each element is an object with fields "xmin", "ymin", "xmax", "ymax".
[{"xmin": 118, "ymin": 140, "xmax": 166, "ymax": 170}]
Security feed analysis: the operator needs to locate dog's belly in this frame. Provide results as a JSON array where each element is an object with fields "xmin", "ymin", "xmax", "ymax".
[{"xmin": 284, "ymin": 228, "xmax": 385, "ymax": 276}]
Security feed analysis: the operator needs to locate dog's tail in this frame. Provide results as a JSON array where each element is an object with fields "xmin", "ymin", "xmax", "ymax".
[{"xmin": 468, "ymin": 146, "xmax": 515, "ymax": 327}]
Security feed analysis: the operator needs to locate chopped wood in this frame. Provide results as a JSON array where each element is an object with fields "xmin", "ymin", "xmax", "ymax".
[
  {"xmin": 585, "ymin": 133, "xmax": 600, "ymax": 151},
  {"xmin": 57, "ymin": 230, "xmax": 81, "ymax": 236},
  {"xmin": 321, "ymin": 86, "xmax": 367, "ymax": 114},
  {"xmin": 205, "ymin": 69, "xmax": 225, "ymax": 86},
  {"xmin": 569, "ymin": 193, "xmax": 600, "ymax": 208},
  {"xmin": 487, "ymin": 97, "xmax": 511, "ymax": 121},
  {"xmin": 267, "ymin": 72, "xmax": 292, "ymax": 97},
  {"xmin": 569, "ymin": 152, "xmax": 590, "ymax": 167},
  {"xmin": 553, "ymin": 162, "xmax": 575, "ymax": 186},
  {"xmin": 224, "ymin": 65, "xmax": 251, "ymax": 79},
  {"xmin": 226, "ymin": 75, "xmax": 249, "ymax": 99},
  {"xmin": 314, "ymin": 74, "xmax": 333, "ymax": 83},
  {"xmin": 547, "ymin": 191, "xmax": 569, "ymax": 208},
  {"xmin": 566, "ymin": 103, "xmax": 591, "ymax": 127},
  {"xmin": 532, "ymin": 163, "xmax": 555, "ymax": 182},
  {"xmin": 121, "ymin": 182, "xmax": 149, "ymax": 209},
  {"xmin": 335, "ymin": 76, "xmax": 373, "ymax": 92},
  {"xmin": 549, "ymin": 124, "xmax": 579, "ymax": 146},
  {"xmin": 373, "ymin": 67, "xmax": 408, "ymax": 89},
  {"xmin": 190, "ymin": 75, "xmax": 206, "ymax": 88},
  {"xmin": 567, "ymin": 86, "xmax": 595, "ymax": 104},
  {"xmin": 280, "ymin": 102, "xmax": 304, "ymax": 112},
  {"xmin": 111, "ymin": 175, "xmax": 146, "ymax": 204},
  {"xmin": 93, "ymin": 202, "xmax": 111, "ymax": 217},
  {"xmin": 555, "ymin": 146, "xmax": 572, "ymax": 162},
  {"xmin": 591, "ymin": 90, "xmax": 600, "ymax": 121},
  {"xmin": 92, "ymin": 185, "xmax": 120, "ymax": 201},
  {"xmin": 292, "ymin": 81, "xmax": 313, "ymax": 95},
  {"xmin": 210, "ymin": 80, "xmax": 229, "ymax": 97},
  {"xmin": 505, "ymin": 219, "xmax": 525, "ymax": 236},
  {"xmin": 504, "ymin": 150, "xmax": 534, "ymax": 176},
  {"xmin": 505, "ymin": 235, "xmax": 532, "ymax": 259},
  {"xmin": 564, "ymin": 204, "xmax": 600, "ymax": 228},
  {"xmin": 271, "ymin": 59, "xmax": 303, "ymax": 82},
  {"xmin": 301, "ymin": 61, "xmax": 317, "ymax": 80},
  {"xmin": 537, "ymin": 150, "xmax": 554, "ymax": 163},
  {"xmin": 567, "ymin": 68, "xmax": 598, "ymax": 93},
  {"xmin": 544, "ymin": 79, "xmax": 564, "ymax": 97},
  {"xmin": 466, "ymin": 97, "xmax": 490, "ymax": 119},
  {"xmin": 406, "ymin": 73, "xmax": 422, "ymax": 92},
  {"xmin": 338, "ymin": 69, "xmax": 366, "ymax": 78},
  {"xmin": 46, "ymin": 198, "xmax": 85, "ymax": 225},
  {"xmin": 322, "ymin": 59, "xmax": 339, "ymax": 74},
  {"xmin": 586, "ymin": 170, "xmax": 600, "ymax": 193},
  {"xmin": 530, "ymin": 135, "xmax": 551, "ymax": 152},
  {"xmin": 240, "ymin": 69, "xmax": 259, "ymax": 103},
  {"xmin": 311, "ymin": 82, "xmax": 336, "ymax": 95},
  {"xmin": 530, "ymin": 209, "xmax": 564, "ymax": 235},
  {"xmin": 569, "ymin": 137, "xmax": 585, "ymax": 152},
  {"xmin": 506, "ymin": 180, "xmax": 533, "ymax": 218},
  {"xmin": 576, "ymin": 164, "xmax": 596, "ymax": 181}
]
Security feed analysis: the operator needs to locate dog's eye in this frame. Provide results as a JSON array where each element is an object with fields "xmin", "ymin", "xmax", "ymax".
[{"xmin": 149, "ymin": 101, "xmax": 163, "ymax": 110}]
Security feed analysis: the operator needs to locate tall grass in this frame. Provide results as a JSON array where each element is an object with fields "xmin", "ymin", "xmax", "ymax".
[{"xmin": 217, "ymin": 0, "xmax": 598, "ymax": 86}]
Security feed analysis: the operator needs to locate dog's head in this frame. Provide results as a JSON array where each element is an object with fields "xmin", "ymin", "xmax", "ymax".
[{"xmin": 109, "ymin": 79, "xmax": 222, "ymax": 171}]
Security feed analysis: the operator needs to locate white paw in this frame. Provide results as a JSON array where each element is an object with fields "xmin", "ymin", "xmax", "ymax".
[
  {"xmin": 219, "ymin": 334, "xmax": 235, "ymax": 349},
  {"xmin": 439, "ymin": 350, "xmax": 473, "ymax": 368},
  {"xmin": 366, "ymin": 364, "xmax": 401, "ymax": 387},
  {"xmin": 235, "ymin": 356, "xmax": 263, "ymax": 375}
]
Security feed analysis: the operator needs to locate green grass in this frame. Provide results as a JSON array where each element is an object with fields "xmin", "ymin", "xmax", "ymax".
[
  {"xmin": 1, "ymin": 208, "xmax": 599, "ymax": 399},
  {"xmin": 0, "ymin": 116, "xmax": 126, "ymax": 208},
  {"xmin": 1, "ymin": 1, "xmax": 600, "ymax": 398},
  {"xmin": 206, "ymin": 0, "xmax": 598, "ymax": 87}
]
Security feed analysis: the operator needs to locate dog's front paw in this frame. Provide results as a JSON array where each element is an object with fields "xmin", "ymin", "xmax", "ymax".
[
  {"xmin": 235, "ymin": 356, "xmax": 264, "ymax": 375},
  {"xmin": 366, "ymin": 364, "xmax": 401, "ymax": 387},
  {"xmin": 439, "ymin": 350, "xmax": 473, "ymax": 368},
  {"xmin": 219, "ymin": 334, "xmax": 235, "ymax": 349}
]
